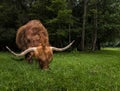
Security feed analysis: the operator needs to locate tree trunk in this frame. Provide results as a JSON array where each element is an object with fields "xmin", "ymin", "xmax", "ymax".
[
  {"xmin": 68, "ymin": 24, "xmax": 71, "ymax": 43},
  {"xmin": 92, "ymin": 0, "xmax": 98, "ymax": 51},
  {"xmin": 81, "ymin": 0, "xmax": 88, "ymax": 51},
  {"xmin": 97, "ymin": 38, "xmax": 101, "ymax": 50}
]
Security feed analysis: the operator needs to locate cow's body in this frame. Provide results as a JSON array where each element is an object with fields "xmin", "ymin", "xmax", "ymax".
[
  {"xmin": 16, "ymin": 20, "xmax": 50, "ymax": 64},
  {"xmin": 16, "ymin": 20, "xmax": 49, "ymax": 50}
]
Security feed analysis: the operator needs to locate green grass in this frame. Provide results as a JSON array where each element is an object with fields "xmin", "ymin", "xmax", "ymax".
[{"xmin": 0, "ymin": 48, "xmax": 120, "ymax": 91}]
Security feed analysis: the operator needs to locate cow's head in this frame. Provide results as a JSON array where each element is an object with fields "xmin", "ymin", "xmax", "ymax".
[{"xmin": 6, "ymin": 41, "xmax": 74, "ymax": 69}]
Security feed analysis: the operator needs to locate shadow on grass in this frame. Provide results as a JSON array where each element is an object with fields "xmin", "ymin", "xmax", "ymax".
[
  {"xmin": 11, "ymin": 57, "xmax": 24, "ymax": 61},
  {"xmin": 87, "ymin": 48, "xmax": 120, "ymax": 56},
  {"xmin": 72, "ymin": 48, "xmax": 120, "ymax": 56},
  {"xmin": 96, "ymin": 48, "xmax": 120, "ymax": 55}
]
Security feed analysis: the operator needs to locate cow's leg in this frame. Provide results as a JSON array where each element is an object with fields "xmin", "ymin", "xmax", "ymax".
[{"xmin": 25, "ymin": 52, "xmax": 33, "ymax": 64}]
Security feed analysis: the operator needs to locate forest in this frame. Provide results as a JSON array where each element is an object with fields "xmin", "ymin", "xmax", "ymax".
[
  {"xmin": 1, "ymin": 1, "xmax": 120, "ymax": 90},
  {"xmin": 0, "ymin": 0, "xmax": 120, "ymax": 51}
]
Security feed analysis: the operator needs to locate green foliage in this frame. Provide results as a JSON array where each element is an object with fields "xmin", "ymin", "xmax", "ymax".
[
  {"xmin": 0, "ymin": 28, "xmax": 16, "ymax": 42},
  {"xmin": 1, "ymin": 48, "xmax": 120, "ymax": 90},
  {"xmin": 49, "ymin": 0, "xmax": 67, "ymax": 12},
  {"xmin": 57, "ymin": 9, "xmax": 73, "ymax": 24},
  {"xmin": 46, "ymin": 0, "xmax": 74, "ymax": 25},
  {"xmin": 0, "ymin": 0, "xmax": 120, "ymax": 50},
  {"xmin": 0, "ymin": 3, "xmax": 18, "ymax": 28}
]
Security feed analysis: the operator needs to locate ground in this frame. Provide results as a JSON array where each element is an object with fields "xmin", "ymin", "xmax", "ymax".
[{"xmin": 0, "ymin": 48, "xmax": 120, "ymax": 91}]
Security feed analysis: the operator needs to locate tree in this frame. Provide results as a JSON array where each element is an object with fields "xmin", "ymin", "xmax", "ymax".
[
  {"xmin": 91, "ymin": 0, "xmax": 98, "ymax": 51},
  {"xmin": 45, "ymin": 0, "xmax": 75, "ymax": 46},
  {"xmin": 97, "ymin": 0, "xmax": 120, "ymax": 47},
  {"xmin": 81, "ymin": 0, "xmax": 89, "ymax": 51},
  {"xmin": 0, "ymin": 0, "xmax": 120, "ymax": 51}
]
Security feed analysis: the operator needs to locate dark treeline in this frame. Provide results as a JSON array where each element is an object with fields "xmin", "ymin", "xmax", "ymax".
[{"xmin": 0, "ymin": 0, "xmax": 120, "ymax": 51}]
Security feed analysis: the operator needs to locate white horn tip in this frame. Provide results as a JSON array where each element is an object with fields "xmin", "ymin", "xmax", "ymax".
[
  {"xmin": 6, "ymin": 46, "xmax": 10, "ymax": 50},
  {"xmin": 71, "ymin": 40, "xmax": 75, "ymax": 44}
]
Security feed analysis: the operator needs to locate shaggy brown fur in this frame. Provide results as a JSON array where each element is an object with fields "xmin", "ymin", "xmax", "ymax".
[
  {"xmin": 16, "ymin": 20, "xmax": 49, "ymax": 63},
  {"xmin": 16, "ymin": 20, "xmax": 49, "ymax": 50},
  {"xmin": 20, "ymin": 45, "xmax": 53, "ymax": 69},
  {"xmin": 34, "ymin": 46, "xmax": 53, "ymax": 69}
]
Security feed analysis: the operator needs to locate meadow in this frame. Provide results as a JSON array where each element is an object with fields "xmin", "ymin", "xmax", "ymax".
[{"xmin": 0, "ymin": 48, "xmax": 120, "ymax": 91}]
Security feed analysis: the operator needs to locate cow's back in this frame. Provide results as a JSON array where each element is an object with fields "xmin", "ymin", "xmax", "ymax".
[{"xmin": 16, "ymin": 20, "xmax": 49, "ymax": 50}]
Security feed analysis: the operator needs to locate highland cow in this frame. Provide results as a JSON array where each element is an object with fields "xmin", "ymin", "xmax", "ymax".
[{"xmin": 6, "ymin": 20, "xmax": 74, "ymax": 69}]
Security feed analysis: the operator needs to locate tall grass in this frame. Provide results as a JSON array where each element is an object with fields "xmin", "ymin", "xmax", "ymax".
[{"xmin": 0, "ymin": 48, "xmax": 120, "ymax": 91}]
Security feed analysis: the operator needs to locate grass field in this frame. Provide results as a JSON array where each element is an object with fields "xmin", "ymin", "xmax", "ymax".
[{"xmin": 0, "ymin": 48, "xmax": 120, "ymax": 91}]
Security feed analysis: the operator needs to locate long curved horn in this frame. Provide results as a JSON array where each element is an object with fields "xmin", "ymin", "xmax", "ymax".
[
  {"xmin": 51, "ymin": 40, "xmax": 75, "ymax": 51},
  {"xmin": 6, "ymin": 46, "xmax": 37, "ymax": 57}
]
